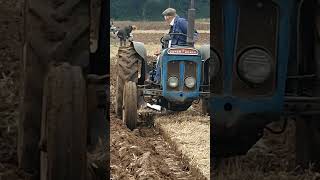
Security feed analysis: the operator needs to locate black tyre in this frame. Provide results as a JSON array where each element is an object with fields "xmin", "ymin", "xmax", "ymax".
[
  {"xmin": 40, "ymin": 63, "xmax": 87, "ymax": 180},
  {"xmin": 115, "ymin": 44, "xmax": 139, "ymax": 118},
  {"xmin": 18, "ymin": 0, "xmax": 90, "ymax": 175},
  {"xmin": 122, "ymin": 81, "xmax": 138, "ymax": 130},
  {"xmin": 296, "ymin": 5, "xmax": 320, "ymax": 168},
  {"xmin": 296, "ymin": 117, "xmax": 320, "ymax": 168}
]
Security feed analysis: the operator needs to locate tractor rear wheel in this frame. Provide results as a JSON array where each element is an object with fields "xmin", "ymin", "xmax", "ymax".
[
  {"xmin": 122, "ymin": 81, "xmax": 138, "ymax": 130},
  {"xmin": 296, "ymin": 117, "xmax": 320, "ymax": 168},
  {"xmin": 295, "ymin": 6, "xmax": 320, "ymax": 168},
  {"xmin": 115, "ymin": 44, "xmax": 139, "ymax": 118},
  {"xmin": 18, "ymin": 0, "xmax": 90, "ymax": 176},
  {"xmin": 40, "ymin": 63, "xmax": 87, "ymax": 180}
]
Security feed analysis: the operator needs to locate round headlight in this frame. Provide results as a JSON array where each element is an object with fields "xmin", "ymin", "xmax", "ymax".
[
  {"xmin": 185, "ymin": 76, "xmax": 196, "ymax": 88},
  {"xmin": 168, "ymin": 76, "xmax": 179, "ymax": 88},
  {"xmin": 238, "ymin": 48, "xmax": 273, "ymax": 84}
]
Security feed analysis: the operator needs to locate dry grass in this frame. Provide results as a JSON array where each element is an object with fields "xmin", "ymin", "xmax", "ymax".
[
  {"xmin": 110, "ymin": 44, "xmax": 118, "ymax": 59},
  {"xmin": 155, "ymin": 110, "xmax": 210, "ymax": 179},
  {"xmin": 112, "ymin": 20, "xmax": 210, "ymax": 31},
  {"xmin": 213, "ymin": 120, "xmax": 320, "ymax": 180}
]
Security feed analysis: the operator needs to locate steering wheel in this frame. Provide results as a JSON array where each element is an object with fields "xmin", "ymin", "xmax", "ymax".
[{"xmin": 160, "ymin": 33, "xmax": 188, "ymax": 44}]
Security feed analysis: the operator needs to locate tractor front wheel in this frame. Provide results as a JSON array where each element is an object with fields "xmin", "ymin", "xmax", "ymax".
[
  {"xmin": 122, "ymin": 81, "xmax": 138, "ymax": 130},
  {"xmin": 295, "ymin": 5, "xmax": 320, "ymax": 168},
  {"xmin": 40, "ymin": 63, "xmax": 87, "ymax": 180},
  {"xmin": 296, "ymin": 117, "xmax": 320, "ymax": 168}
]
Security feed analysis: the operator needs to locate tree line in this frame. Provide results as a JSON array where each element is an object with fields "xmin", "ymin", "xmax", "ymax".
[{"xmin": 110, "ymin": 0, "xmax": 210, "ymax": 21}]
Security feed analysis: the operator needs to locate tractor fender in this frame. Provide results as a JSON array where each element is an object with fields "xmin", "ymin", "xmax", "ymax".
[
  {"xmin": 131, "ymin": 41, "xmax": 147, "ymax": 60},
  {"xmin": 131, "ymin": 41, "xmax": 148, "ymax": 85},
  {"xmin": 199, "ymin": 44, "xmax": 210, "ymax": 61}
]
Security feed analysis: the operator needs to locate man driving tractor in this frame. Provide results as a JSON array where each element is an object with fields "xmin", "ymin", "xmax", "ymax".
[{"xmin": 150, "ymin": 8, "xmax": 199, "ymax": 84}]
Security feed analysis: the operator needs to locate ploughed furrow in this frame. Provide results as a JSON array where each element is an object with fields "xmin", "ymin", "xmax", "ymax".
[
  {"xmin": 154, "ymin": 110, "xmax": 210, "ymax": 179},
  {"xmin": 110, "ymin": 113, "xmax": 202, "ymax": 180}
]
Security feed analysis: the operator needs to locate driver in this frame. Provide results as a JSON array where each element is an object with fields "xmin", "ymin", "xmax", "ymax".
[
  {"xmin": 157, "ymin": 8, "xmax": 198, "ymax": 52},
  {"xmin": 149, "ymin": 8, "xmax": 198, "ymax": 84},
  {"xmin": 163, "ymin": 8, "xmax": 190, "ymax": 47}
]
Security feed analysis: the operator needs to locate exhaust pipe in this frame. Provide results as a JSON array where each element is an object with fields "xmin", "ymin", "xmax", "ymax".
[{"xmin": 187, "ymin": 0, "xmax": 195, "ymax": 46}]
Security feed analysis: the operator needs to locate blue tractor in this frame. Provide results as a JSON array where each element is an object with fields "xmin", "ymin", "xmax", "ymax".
[
  {"xmin": 115, "ymin": 0, "xmax": 212, "ymax": 130},
  {"xmin": 212, "ymin": 0, "xmax": 320, "ymax": 168}
]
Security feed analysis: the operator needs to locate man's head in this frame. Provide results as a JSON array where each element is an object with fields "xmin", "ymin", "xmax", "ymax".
[
  {"xmin": 131, "ymin": 25, "xmax": 137, "ymax": 30},
  {"xmin": 162, "ymin": 8, "xmax": 176, "ymax": 25},
  {"xmin": 129, "ymin": 25, "xmax": 137, "ymax": 31}
]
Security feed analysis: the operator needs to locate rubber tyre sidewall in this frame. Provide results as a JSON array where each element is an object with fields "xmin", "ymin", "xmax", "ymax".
[
  {"xmin": 122, "ymin": 81, "xmax": 137, "ymax": 130},
  {"xmin": 40, "ymin": 63, "xmax": 87, "ymax": 180}
]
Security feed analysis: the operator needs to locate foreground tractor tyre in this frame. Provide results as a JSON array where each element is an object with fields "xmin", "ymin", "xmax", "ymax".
[
  {"xmin": 115, "ymin": 44, "xmax": 139, "ymax": 118},
  {"xmin": 296, "ymin": 9, "xmax": 320, "ymax": 168},
  {"xmin": 40, "ymin": 63, "xmax": 87, "ymax": 180},
  {"xmin": 18, "ymin": 0, "xmax": 91, "ymax": 176},
  {"xmin": 122, "ymin": 81, "xmax": 138, "ymax": 130},
  {"xmin": 296, "ymin": 117, "xmax": 320, "ymax": 168}
]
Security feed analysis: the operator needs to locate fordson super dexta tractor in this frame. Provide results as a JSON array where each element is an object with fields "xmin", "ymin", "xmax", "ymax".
[
  {"xmin": 115, "ymin": 0, "xmax": 212, "ymax": 130},
  {"xmin": 212, "ymin": 0, "xmax": 320, "ymax": 168}
]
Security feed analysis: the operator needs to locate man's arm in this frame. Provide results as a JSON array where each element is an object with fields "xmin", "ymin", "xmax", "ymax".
[
  {"xmin": 178, "ymin": 18, "xmax": 188, "ymax": 34},
  {"xmin": 178, "ymin": 18, "xmax": 199, "ymax": 42}
]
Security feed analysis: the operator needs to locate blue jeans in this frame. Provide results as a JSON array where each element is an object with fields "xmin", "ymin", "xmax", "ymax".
[{"xmin": 154, "ymin": 56, "xmax": 161, "ymax": 84}]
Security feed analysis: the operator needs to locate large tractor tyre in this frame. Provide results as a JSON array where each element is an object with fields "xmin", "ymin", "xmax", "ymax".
[
  {"xmin": 296, "ymin": 6, "xmax": 320, "ymax": 168},
  {"xmin": 40, "ymin": 63, "xmax": 87, "ymax": 180},
  {"xmin": 87, "ymin": 75, "xmax": 108, "ymax": 150},
  {"xmin": 296, "ymin": 117, "xmax": 320, "ymax": 168},
  {"xmin": 115, "ymin": 45, "xmax": 139, "ymax": 118},
  {"xmin": 122, "ymin": 81, "xmax": 138, "ymax": 130},
  {"xmin": 18, "ymin": 0, "xmax": 90, "ymax": 175}
]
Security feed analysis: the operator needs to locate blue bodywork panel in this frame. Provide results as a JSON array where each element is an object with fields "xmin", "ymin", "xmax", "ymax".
[
  {"xmin": 161, "ymin": 48, "xmax": 203, "ymax": 103},
  {"xmin": 210, "ymin": 0, "xmax": 296, "ymax": 114}
]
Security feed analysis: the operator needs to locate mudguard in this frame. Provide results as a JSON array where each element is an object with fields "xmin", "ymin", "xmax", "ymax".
[
  {"xmin": 131, "ymin": 41, "xmax": 147, "ymax": 60},
  {"xmin": 131, "ymin": 41, "xmax": 148, "ymax": 85},
  {"xmin": 199, "ymin": 44, "xmax": 210, "ymax": 60}
]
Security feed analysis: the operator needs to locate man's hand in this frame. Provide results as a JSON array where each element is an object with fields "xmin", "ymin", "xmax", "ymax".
[{"xmin": 154, "ymin": 49, "xmax": 161, "ymax": 56}]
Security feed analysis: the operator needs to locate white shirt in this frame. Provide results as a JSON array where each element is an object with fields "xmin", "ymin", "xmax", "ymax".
[{"xmin": 170, "ymin": 17, "xmax": 175, "ymax": 26}]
